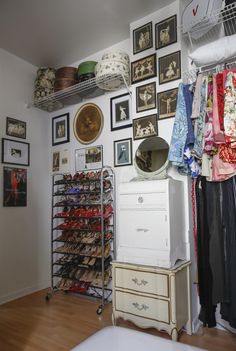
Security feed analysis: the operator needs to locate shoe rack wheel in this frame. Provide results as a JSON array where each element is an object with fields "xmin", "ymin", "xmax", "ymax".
[{"xmin": 96, "ymin": 304, "xmax": 104, "ymax": 315}]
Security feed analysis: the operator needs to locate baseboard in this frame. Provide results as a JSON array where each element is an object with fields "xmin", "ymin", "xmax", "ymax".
[
  {"xmin": 0, "ymin": 281, "xmax": 50, "ymax": 305},
  {"xmin": 192, "ymin": 314, "xmax": 202, "ymax": 334}
]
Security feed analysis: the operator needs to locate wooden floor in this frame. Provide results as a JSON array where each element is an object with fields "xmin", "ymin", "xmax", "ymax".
[{"xmin": 0, "ymin": 289, "xmax": 235, "ymax": 351}]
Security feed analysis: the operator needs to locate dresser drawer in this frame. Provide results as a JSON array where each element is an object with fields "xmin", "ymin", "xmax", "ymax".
[
  {"xmin": 115, "ymin": 290, "xmax": 170, "ymax": 324},
  {"xmin": 119, "ymin": 192, "xmax": 167, "ymax": 210},
  {"xmin": 114, "ymin": 267, "xmax": 169, "ymax": 297}
]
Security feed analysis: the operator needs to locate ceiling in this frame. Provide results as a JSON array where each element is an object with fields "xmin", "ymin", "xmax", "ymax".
[{"xmin": 0, "ymin": 0, "xmax": 174, "ymax": 68}]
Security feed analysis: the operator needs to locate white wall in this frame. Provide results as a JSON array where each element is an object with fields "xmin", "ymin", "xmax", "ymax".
[
  {"xmin": 49, "ymin": 0, "xmax": 199, "ymax": 329},
  {"xmin": 0, "ymin": 49, "xmax": 51, "ymax": 304}
]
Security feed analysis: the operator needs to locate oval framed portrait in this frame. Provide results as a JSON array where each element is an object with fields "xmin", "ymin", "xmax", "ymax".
[{"xmin": 73, "ymin": 103, "xmax": 104, "ymax": 144}]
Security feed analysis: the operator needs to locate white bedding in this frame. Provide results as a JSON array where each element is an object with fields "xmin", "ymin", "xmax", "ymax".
[{"xmin": 71, "ymin": 326, "xmax": 206, "ymax": 351}]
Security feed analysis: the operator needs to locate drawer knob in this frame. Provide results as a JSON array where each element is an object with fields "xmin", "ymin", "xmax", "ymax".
[
  {"xmin": 132, "ymin": 302, "xmax": 149, "ymax": 311},
  {"xmin": 132, "ymin": 277, "xmax": 148, "ymax": 286},
  {"xmin": 138, "ymin": 196, "xmax": 144, "ymax": 203}
]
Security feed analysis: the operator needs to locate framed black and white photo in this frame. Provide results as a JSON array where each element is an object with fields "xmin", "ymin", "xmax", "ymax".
[
  {"xmin": 110, "ymin": 93, "xmax": 132, "ymax": 131},
  {"xmin": 133, "ymin": 21, "xmax": 153, "ymax": 54},
  {"xmin": 2, "ymin": 138, "xmax": 30, "ymax": 166},
  {"xmin": 157, "ymin": 88, "xmax": 178, "ymax": 120},
  {"xmin": 52, "ymin": 151, "xmax": 60, "ymax": 172},
  {"xmin": 155, "ymin": 15, "xmax": 177, "ymax": 50},
  {"xmin": 114, "ymin": 138, "xmax": 132, "ymax": 167},
  {"xmin": 159, "ymin": 50, "xmax": 181, "ymax": 85},
  {"xmin": 6, "ymin": 117, "xmax": 26, "ymax": 139},
  {"xmin": 133, "ymin": 114, "xmax": 158, "ymax": 140},
  {"xmin": 3, "ymin": 167, "xmax": 27, "ymax": 207},
  {"xmin": 131, "ymin": 53, "xmax": 157, "ymax": 84},
  {"xmin": 136, "ymin": 82, "xmax": 156, "ymax": 113},
  {"xmin": 52, "ymin": 112, "xmax": 70, "ymax": 146},
  {"xmin": 75, "ymin": 145, "xmax": 103, "ymax": 171}
]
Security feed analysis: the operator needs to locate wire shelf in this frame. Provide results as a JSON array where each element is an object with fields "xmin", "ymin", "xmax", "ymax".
[
  {"xmin": 33, "ymin": 73, "xmax": 130, "ymax": 112},
  {"xmin": 181, "ymin": 3, "xmax": 236, "ymax": 51}
]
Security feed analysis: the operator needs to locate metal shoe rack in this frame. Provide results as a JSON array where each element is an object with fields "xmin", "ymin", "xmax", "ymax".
[{"xmin": 46, "ymin": 166, "xmax": 116, "ymax": 315}]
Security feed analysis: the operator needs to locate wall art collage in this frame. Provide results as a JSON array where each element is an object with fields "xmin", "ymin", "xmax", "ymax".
[{"xmin": 2, "ymin": 117, "xmax": 29, "ymax": 207}]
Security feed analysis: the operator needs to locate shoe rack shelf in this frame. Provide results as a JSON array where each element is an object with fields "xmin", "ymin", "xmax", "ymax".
[
  {"xmin": 46, "ymin": 166, "xmax": 116, "ymax": 315},
  {"xmin": 33, "ymin": 74, "xmax": 131, "ymax": 112}
]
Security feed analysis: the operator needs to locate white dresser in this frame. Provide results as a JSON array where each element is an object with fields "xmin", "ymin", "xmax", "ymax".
[
  {"xmin": 117, "ymin": 178, "xmax": 186, "ymax": 268},
  {"xmin": 112, "ymin": 260, "xmax": 192, "ymax": 341}
]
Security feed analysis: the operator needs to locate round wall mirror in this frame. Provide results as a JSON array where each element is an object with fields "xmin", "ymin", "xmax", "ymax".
[{"xmin": 134, "ymin": 136, "xmax": 169, "ymax": 179}]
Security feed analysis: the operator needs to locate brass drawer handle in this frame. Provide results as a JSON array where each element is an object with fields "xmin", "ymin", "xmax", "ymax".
[
  {"xmin": 132, "ymin": 302, "xmax": 149, "ymax": 311},
  {"xmin": 132, "ymin": 277, "xmax": 148, "ymax": 286}
]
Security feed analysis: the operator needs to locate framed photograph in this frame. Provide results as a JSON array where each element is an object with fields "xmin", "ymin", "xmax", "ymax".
[
  {"xmin": 6, "ymin": 117, "xmax": 26, "ymax": 139},
  {"xmin": 131, "ymin": 53, "xmax": 156, "ymax": 84},
  {"xmin": 110, "ymin": 93, "xmax": 132, "ymax": 131},
  {"xmin": 73, "ymin": 103, "xmax": 103, "ymax": 144},
  {"xmin": 159, "ymin": 50, "xmax": 181, "ymax": 85},
  {"xmin": 136, "ymin": 82, "xmax": 156, "ymax": 113},
  {"xmin": 157, "ymin": 88, "xmax": 178, "ymax": 120},
  {"xmin": 75, "ymin": 145, "xmax": 103, "ymax": 171},
  {"xmin": 2, "ymin": 138, "xmax": 30, "ymax": 166},
  {"xmin": 52, "ymin": 112, "xmax": 70, "ymax": 146},
  {"xmin": 114, "ymin": 138, "xmax": 132, "ymax": 167},
  {"xmin": 3, "ymin": 167, "xmax": 27, "ymax": 207},
  {"xmin": 133, "ymin": 114, "xmax": 158, "ymax": 140},
  {"xmin": 155, "ymin": 15, "xmax": 177, "ymax": 50},
  {"xmin": 133, "ymin": 21, "xmax": 153, "ymax": 54},
  {"xmin": 52, "ymin": 151, "xmax": 60, "ymax": 172}
]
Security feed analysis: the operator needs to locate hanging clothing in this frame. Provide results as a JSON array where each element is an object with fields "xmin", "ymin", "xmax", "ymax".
[
  {"xmin": 212, "ymin": 73, "xmax": 225, "ymax": 144},
  {"xmin": 224, "ymin": 70, "xmax": 236, "ymax": 146}
]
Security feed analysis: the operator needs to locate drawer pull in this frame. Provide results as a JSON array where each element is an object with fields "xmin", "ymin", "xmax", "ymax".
[
  {"xmin": 136, "ymin": 228, "xmax": 149, "ymax": 232},
  {"xmin": 138, "ymin": 196, "xmax": 144, "ymax": 203},
  {"xmin": 132, "ymin": 302, "xmax": 149, "ymax": 311},
  {"xmin": 132, "ymin": 277, "xmax": 148, "ymax": 286}
]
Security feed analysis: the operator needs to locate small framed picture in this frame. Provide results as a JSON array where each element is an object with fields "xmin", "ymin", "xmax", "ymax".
[
  {"xmin": 155, "ymin": 15, "xmax": 177, "ymax": 50},
  {"xmin": 75, "ymin": 145, "xmax": 103, "ymax": 171},
  {"xmin": 110, "ymin": 93, "xmax": 132, "ymax": 131},
  {"xmin": 52, "ymin": 112, "xmax": 70, "ymax": 146},
  {"xmin": 157, "ymin": 88, "xmax": 178, "ymax": 120},
  {"xmin": 6, "ymin": 117, "xmax": 26, "ymax": 139},
  {"xmin": 159, "ymin": 51, "xmax": 181, "ymax": 85},
  {"xmin": 114, "ymin": 138, "xmax": 132, "ymax": 167},
  {"xmin": 52, "ymin": 151, "xmax": 60, "ymax": 172},
  {"xmin": 136, "ymin": 82, "xmax": 156, "ymax": 113},
  {"xmin": 133, "ymin": 21, "xmax": 153, "ymax": 54},
  {"xmin": 133, "ymin": 114, "xmax": 158, "ymax": 140},
  {"xmin": 2, "ymin": 138, "xmax": 30, "ymax": 166},
  {"xmin": 131, "ymin": 53, "xmax": 157, "ymax": 84},
  {"xmin": 3, "ymin": 167, "xmax": 27, "ymax": 207}
]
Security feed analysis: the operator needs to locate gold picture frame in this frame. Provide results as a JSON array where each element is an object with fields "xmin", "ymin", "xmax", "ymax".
[{"xmin": 73, "ymin": 103, "xmax": 104, "ymax": 144}]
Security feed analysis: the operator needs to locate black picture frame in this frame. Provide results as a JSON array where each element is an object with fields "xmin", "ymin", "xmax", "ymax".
[
  {"xmin": 110, "ymin": 93, "xmax": 132, "ymax": 131},
  {"xmin": 133, "ymin": 114, "xmax": 158, "ymax": 140},
  {"xmin": 3, "ymin": 166, "xmax": 27, "ymax": 207},
  {"xmin": 158, "ymin": 50, "xmax": 181, "ymax": 85},
  {"xmin": 155, "ymin": 14, "xmax": 177, "ymax": 50},
  {"xmin": 157, "ymin": 88, "xmax": 178, "ymax": 120},
  {"xmin": 52, "ymin": 112, "xmax": 70, "ymax": 146},
  {"xmin": 6, "ymin": 117, "xmax": 26, "ymax": 139},
  {"xmin": 131, "ymin": 53, "xmax": 157, "ymax": 84},
  {"xmin": 2, "ymin": 138, "xmax": 30, "ymax": 166},
  {"xmin": 136, "ymin": 82, "xmax": 156, "ymax": 113},
  {"xmin": 133, "ymin": 21, "xmax": 153, "ymax": 55},
  {"xmin": 114, "ymin": 138, "xmax": 132, "ymax": 167}
]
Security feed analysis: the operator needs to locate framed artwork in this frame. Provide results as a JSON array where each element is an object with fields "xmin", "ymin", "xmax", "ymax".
[
  {"xmin": 75, "ymin": 145, "xmax": 103, "ymax": 171},
  {"xmin": 133, "ymin": 21, "xmax": 153, "ymax": 54},
  {"xmin": 133, "ymin": 114, "xmax": 158, "ymax": 140},
  {"xmin": 157, "ymin": 88, "xmax": 178, "ymax": 120},
  {"xmin": 52, "ymin": 113, "xmax": 70, "ymax": 146},
  {"xmin": 159, "ymin": 51, "xmax": 181, "ymax": 85},
  {"xmin": 2, "ymin": 138, "xmax": 30, "ymax": 166},
  {"xmin": 110, "ymin": 93, "xmax": 132, "ymax": 131},
  {"xmin": 136, "ymin": 82, "xmax": 156, "ymax": 113},
  {"xmin": 73, "ymin": 103, "xmax": 103, "ymax": 144},
  {"xmin": 114, "ymin": 138, "xmax": 132, "ymax": 167},
  {"xmin": 6, "ymin": 117, "xmax": 26, "ymax": 139},
  {"xmin": 155, "ymin": 15, "xmax": 177, "ymax": 50},
  {"xmin": 3, "ymin": 167, "xmax": 27, "ymax": 207},
  {"xmin": 131, "ymin": 53, "xmax": 157, "ymax": 84},
  {"xmin": 52, "ymin": 151, "xmax": 60, "ymax": 172}
]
